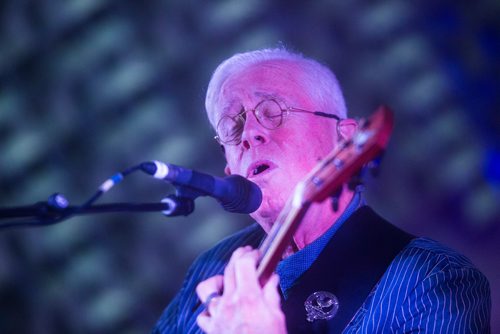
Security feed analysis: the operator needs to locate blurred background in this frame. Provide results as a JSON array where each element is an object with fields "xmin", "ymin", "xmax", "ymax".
[{"xmin": 0, "ymin": 0, "xmax": 499, "ymax": 333}]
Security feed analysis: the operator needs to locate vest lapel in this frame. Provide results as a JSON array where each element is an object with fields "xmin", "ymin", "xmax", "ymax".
[{"xmin": 282, "ymin": 206, "xmax": 413, "ymax": 333}]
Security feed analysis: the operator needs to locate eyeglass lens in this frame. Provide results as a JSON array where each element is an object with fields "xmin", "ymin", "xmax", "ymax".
[{"xmin": 218, "ymin": 100, "xmax": 284, "ymax": 144}]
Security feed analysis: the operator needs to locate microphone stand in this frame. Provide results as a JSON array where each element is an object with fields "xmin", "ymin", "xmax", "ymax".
[
  {"xmin": 0, "ymin": 162, "xmax": 223, "ymax": 230},
  {"xmin": 0, "ymin": 194, "xmax": 196, "ymax": 230}
]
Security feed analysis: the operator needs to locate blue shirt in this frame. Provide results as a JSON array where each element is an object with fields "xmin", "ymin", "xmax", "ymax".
[
  {"xmin": 153, "ymin": 207, "xmax": 491, "ymax": 333},
  {"xmin": 277, "ymin": 191, "xmax": 364, "ymax": 298}
]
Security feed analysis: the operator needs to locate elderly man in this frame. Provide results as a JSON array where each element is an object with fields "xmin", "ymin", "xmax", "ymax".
[{"xmin": 153, "ymin": 49, "xmax": 491, "ymax": 333}]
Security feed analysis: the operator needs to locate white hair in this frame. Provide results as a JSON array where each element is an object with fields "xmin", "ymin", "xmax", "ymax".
[{"xmin": 205, "ymin": 48, "xmax": 348, "ymax": 128}]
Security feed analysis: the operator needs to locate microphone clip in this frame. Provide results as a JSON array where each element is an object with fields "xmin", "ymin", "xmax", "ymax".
[
  {"xmin": 160, "ymin": 194, "xmax": 195, "ymax": 217},
  {"xmin": 160, "ymin": 185, "xmax": 202, "ymax": 217}
]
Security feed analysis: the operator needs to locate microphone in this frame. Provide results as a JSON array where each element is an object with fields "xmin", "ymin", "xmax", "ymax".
[{"xmin": 140, "ymin": 161, "xmax": 262, "ymax": 214}]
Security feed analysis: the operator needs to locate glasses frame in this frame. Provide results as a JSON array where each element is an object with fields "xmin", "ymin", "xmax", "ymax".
[{"xmin": 214, "ymin": 98, "xmax": 340, "ymax": 146}]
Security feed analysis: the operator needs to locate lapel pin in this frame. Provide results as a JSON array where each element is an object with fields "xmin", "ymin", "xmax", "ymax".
[{"xmin": 304, "ymin": 291, "xmax": 339, "ymax": 322}]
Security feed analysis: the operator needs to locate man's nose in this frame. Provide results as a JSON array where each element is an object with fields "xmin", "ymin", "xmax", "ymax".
[{"xmin": 240, "ymin": 111, "xmax": 267, "ymax": 150}]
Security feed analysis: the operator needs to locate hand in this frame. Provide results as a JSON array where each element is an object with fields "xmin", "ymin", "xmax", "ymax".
[{"xmin": 196, "ymin": 246, "xmax": 287, "ymax": 334}]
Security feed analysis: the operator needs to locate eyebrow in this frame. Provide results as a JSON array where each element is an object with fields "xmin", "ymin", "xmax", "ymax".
[
  {"xmin": 220, "ymin": 92, "xmax": 280, "ymax": 116},
  {"xmin": 221, "ymin": 99, "xmax": 239, "ymax": 115},
  {"xmin": 255, "ymin": 91, "xmax": 279, "ymax": 99}
]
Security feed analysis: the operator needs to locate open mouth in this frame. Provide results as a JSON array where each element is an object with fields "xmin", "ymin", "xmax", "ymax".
[
  {"xmin": 247, "ymin": 161, "xmax": 275, "ymax": 178},
  {"xmin": 252, "ymin": 164, "xmax": 270, "ymax": 176}
]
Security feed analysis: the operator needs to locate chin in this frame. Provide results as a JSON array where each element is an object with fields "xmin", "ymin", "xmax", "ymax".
[
  {"xmin": 250, "ymin": 198, "xmax": 283, "ymax": 233},
  {"xmin": 251, "ymin": 209, "xmax": 273, "ymax": 231}
]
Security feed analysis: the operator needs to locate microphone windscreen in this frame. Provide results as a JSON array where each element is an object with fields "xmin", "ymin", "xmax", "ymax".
[{"xmin": 219, "ymin": 175, "xmax": 262, "ymax": 214}]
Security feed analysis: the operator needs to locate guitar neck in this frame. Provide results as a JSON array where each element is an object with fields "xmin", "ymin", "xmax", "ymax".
[
  {"xmin": 254, "ymin": 106, "xmax": 394, "ymax": 287},
  {"xmin": 255, "ymin": 130, "xmax": 349, "ymax": 286},
  {"xmin": 257, "ymin": 201, "xmax": 310, "ymax": 286}
]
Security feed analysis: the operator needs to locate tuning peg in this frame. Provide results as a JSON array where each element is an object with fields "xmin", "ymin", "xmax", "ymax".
[
  {"xmin": 367, "ymin": 152, "xmax": 385, "ymax": 177},
  {"xmin": 330, "ymin": 187, "xmax": 343, "ymax": 212},
  {"xmin": 347, "ymin": 172, "xmax": 364, "ymax": 191}
]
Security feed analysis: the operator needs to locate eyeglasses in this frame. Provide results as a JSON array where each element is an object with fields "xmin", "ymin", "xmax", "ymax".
[{"xmin": 214, "ymin": 98, "xmax": 340, "ymax": 145}]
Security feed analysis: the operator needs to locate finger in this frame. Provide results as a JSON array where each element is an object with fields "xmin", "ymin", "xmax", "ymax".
[
  {"xmin": 223, "ymin": 246, "xmax": 252, "ymax": 295},
  {"xmin": 196, "ymin": 275, "xmax": 223, "ymax": 303},
  {"xmin": 233, "ymin": 249, "xmax": 261, "ymax": 293},
  {"xmin": 196, "ymin": 312, "xmax": 212, "ymax": 333},
  {"xmin": 205, "ymin": 293, "xmax": 221, "ymax": 316},
  {"xmin": 263, "ymin": 273, "xmax": 282, "ymax": 308}
]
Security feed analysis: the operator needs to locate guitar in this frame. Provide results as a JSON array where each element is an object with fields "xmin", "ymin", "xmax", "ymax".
[{"xmin": 256, "ymin": 106, "xmax": 394, "ymax": 285}]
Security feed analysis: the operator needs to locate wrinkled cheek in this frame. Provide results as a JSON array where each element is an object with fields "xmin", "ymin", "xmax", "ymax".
[{"xmin": 223, "ymin": 150, "xmax": 243, "ymax": 175}]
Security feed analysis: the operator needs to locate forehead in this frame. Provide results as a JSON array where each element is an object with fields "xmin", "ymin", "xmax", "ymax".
[
  {"xmin": 213, "ymin": 61, "xmax": 310, "ymax": 119},
  {"xmin": 224, "ymin": 60, "xmax": 304, "ymax": 96}
]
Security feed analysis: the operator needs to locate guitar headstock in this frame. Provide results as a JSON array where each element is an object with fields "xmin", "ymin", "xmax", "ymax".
[{"xmin": 298, "ymin": 105, "xmax": 394, "ymax": 205}]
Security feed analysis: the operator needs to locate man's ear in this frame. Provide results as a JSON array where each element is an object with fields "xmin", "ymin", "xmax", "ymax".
[
  {"xmin": 224, "ymin": 165, "xmax": 232, "ymax": 175},
  {"xmin": 337, "ymin": 118, "xmax": 358, "ymax": 141}
]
